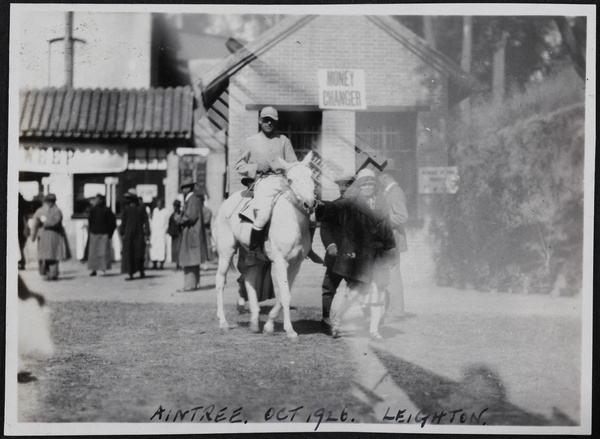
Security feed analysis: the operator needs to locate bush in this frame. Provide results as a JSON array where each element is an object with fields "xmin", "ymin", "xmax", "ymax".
[{"xmin": 434, "ymin": 69, "xmax": 585, "ymax": 295}]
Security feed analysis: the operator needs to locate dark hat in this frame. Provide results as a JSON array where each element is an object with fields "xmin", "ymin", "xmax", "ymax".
[
  {"xmin": 44, "ymin": 193, "xmax": 57, "ymax": 202},
  {"xmin": 241, "ymin": 177, "xmax": 255, "ymax": 188},
  {"xmin": 124, "ymin": 188, "xmax": 137, "ymax": 198},
  {"xmin": 334, "ymin": 174, "xmax": 355, "ymax": 185},
  {"xmin": 172, "ymin": 199, "xmax": 181, "ymax": 206},
  {"xmin": 180, "ymin": 177, "xmax": 196, "ymax": 189}
]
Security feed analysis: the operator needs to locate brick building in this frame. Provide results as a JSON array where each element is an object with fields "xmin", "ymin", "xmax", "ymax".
[{"xmin": 196, "ymin": 15, "xmax": 478, "ymax": 284}]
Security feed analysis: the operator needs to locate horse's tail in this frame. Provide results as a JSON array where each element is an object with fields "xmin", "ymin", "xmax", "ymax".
[{"xmin": 213, "ymin": 198, "xmax": 240, "ymax": 273}]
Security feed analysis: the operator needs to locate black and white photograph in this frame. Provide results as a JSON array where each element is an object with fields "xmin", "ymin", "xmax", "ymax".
[{"xmin": 4, "ymin": 2, "xmax": 595, "ymax": 435}]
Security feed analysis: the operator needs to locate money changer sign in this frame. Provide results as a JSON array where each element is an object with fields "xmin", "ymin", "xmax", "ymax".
[{"xmin": 318, "ymin": 69, "xmax": 366, "ymax": 110}]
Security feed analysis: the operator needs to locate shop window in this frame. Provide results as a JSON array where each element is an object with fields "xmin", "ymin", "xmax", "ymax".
[
  {"xmin": 355, "ymin": 112, "xmax": 417, "ymax": 218},
  {"xmin": 276, "ymin": 111, "xmax": 322, "ymax": 161},
  {"xmin": 128, "ymin": 147, "xmax": 168, "ymax": 170},
  {"xmin": 73, "ymin": 174, "xmax": 119, "ymax": 217}
]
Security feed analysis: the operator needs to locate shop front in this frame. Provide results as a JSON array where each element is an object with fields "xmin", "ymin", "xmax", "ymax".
[
  {"xmin": 18, "ymin": 86, "xmax": 195, "ymax": 261},
  {"xmin": 197, "ymin": 15, "xmax": 478, "ymax": 284}
]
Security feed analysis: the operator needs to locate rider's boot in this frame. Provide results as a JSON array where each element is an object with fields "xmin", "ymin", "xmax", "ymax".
[{"xmin": 246, "ymin": 227, "xmax": 266, "ymax": 264}]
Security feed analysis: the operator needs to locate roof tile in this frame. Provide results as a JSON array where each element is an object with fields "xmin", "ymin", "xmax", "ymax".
[{"xmin": 20, "ymin": 86, "xmax": 193, "ymax": 139}]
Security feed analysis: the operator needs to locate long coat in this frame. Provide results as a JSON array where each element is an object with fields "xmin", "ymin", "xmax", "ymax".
[
  {"xmin": 330, "ymin": 193, "xmax": 396, "ymax": 285},
  {"xmin": 150, "ymin": 207, "xmax": 170, "ymax": 262},
  {"xmin": 167, "ymin": 210, "xmax": 182, "ymax": 264},
  {"xmin": 379, "ymin": 180, "xmax": 409, "ymax": 253},
  {"xmin": 177, "ymin": 193, "xmax": 208, "ymax": 267},
  {"xmin": 120, "ymin": 202, "xmax": 149, "ymax": 274},
  {"xmin": 319, "ymin": 197, "xmax": 345, "ymax": 269},
  {"xmin": 31, "ymin": 204, "xmax": 69, "ymax": 261},
  {"xmin": 88, "ymin": 203, "xmax": 117, "ymax": 271}
]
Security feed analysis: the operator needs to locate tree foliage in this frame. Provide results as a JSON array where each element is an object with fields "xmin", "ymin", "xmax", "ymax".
[
  {"xmin": 432, "ymin": 69, "xmax": 585, "ymax": 295},
  {"xmin": 395, "ymin": 15, "xmax": 580, "ymax": 95}
]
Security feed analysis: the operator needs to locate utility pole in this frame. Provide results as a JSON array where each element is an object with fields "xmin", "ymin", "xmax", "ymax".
[
  {"xmin": 459, "ymin": 16, "xmax": 473, "ymax": 123},
  {"xmin": 48, "ymin": 11, "xmax": 86, "ymax": 87}
]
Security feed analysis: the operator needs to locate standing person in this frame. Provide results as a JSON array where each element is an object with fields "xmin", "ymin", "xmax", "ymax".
[
  {"xmin": 379, "ymin": 172, "xmax": 409, "ymax": 320},
  {"xmin": 235, "ymin": 106, "xmax": 299, "ymax": 259},
  {"xmin": 329, "ymin": 169, "xmax": 397, "ymax": 340},
  {"xmin": 149, "ymin": 199, "xmax": 170, "ymax": 270},
  {"xmin": 176, "ymin": 178, "xmax": 206, "ymax": 292},
  {"xmin": 18, "ymin": 193, "xmax": 29, "ymax": 270},
  {"xmin": 318, "ymin": 174, "xmax": 355, "ymax": 335},
  {"xmin": 201, "ymin": 194, "xmax": 215, "ymax": 264},
  {"xmin": 167, "ymin": 199, "xmax": 183, "ymax": 270},
  {"xmin": 30, "ymin": 194, "xmax": 70, "ymax": 281},
  {"xmin": 87, "ymin": 194, "xmax": 117, "ymax": 276},
  {"xmin": 120, "ymin": 189, "xmax": 149, "ymax": 281}
]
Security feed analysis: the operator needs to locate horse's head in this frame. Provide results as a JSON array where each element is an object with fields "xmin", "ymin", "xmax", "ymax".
[{"xmin": 278, "ymin": 152, "xmax": 316, "ymax": 212}]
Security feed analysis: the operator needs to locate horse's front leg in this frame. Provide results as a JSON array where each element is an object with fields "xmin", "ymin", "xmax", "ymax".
[
  {"xmin": 270, "ymin": 257, "xmax": 299, "ymax": 339},
  {"xmin": 216, "ymin": 253, "xmax": 233, "ymax": 330}
]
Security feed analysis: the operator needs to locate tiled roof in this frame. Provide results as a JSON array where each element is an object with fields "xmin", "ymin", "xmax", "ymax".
[{"xmin": 19, "ymin": 86, "xmax": 194, "ymax": 139}]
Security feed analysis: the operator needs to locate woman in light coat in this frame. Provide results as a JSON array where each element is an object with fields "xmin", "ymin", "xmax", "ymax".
[{"xmin": 30, "ymin": 194, "xmax": 70, "ymax": 280}]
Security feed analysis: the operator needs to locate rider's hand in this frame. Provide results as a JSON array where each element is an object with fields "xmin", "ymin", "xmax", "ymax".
[
  {"xmin": 256, "ymin": 161, "xmax": 270, "ymax": 173},
  {"xmin": 326, "ymin": 244, "xmax": 338, "ymax": 257}
]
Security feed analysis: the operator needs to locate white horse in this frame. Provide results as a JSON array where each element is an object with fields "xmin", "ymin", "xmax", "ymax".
[{"xmin": 213, "ymin": 152, "xmax": 316, "ymax": 339}]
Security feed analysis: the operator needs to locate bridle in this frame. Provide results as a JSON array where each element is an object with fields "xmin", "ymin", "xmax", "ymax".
[{"xmin": 284, "ymin": 162, "xmax": 316, "ymax": 216}]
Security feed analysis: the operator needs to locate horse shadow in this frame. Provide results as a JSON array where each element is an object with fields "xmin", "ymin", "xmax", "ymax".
[{"xmin": 368, "ymin": 346, "xmax": 577, "ymax": 426}]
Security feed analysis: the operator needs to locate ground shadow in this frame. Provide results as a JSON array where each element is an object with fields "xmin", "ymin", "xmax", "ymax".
[
  {"xmin": 54, "ymin": 276, "xmax": 76, "ymax": 281},
  {"xmin": 290, "ymin": 319, "xmax": 322, "ymax": 335},
  {"xmin": 124, "ymin": 274, "xmax": 160, "ymax": 281},
  {"xmin": 370, "ymin": 346, "xmax": 577, "ymax": 426}
]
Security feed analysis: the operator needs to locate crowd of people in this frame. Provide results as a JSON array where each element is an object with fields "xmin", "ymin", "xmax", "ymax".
[
  {"xmin": 19, "ymin": 186, "xmax": 215, "ymax": 291},
  {"xmin": 19, "ymin": 105, "xmax": 409, "ymax": 341}
]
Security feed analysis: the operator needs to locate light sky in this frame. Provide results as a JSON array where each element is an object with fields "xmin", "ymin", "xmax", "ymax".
[{"xmin": 14, "ymin": 10, "xmax": 152, "ymax": 89}]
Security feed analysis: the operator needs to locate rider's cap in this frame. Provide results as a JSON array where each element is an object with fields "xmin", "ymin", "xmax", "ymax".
[
  {"xmin": 260, "ymin": 106, "xmax": 279, "ymax": 121},
  {"xmin": 44, "ymin": 193, "xmax": 57, "ymax": 202}
]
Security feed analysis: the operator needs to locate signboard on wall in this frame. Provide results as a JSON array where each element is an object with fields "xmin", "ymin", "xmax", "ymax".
[
  {"xmin": 136, "ymin": 184, "xmax": 158, "ymax": 203},
  {"xmin": 318, "ymin": 69, "xmax": 366, "ymax": 110},
  {"xmin": 19, "ymin": 142, "xmax": 128, "ymax": 174},
  {"xmin": 179, "ymin": 154, "xmax": 208, "ymax": 195},
  {"xmin": 418, "ymin": 166, "xmax": 460, "ymax": 194}
]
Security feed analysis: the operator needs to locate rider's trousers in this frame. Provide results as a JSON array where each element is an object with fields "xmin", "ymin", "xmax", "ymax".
[{"xmin": 252, "ymin": 174, "xmax": 285, "ymax": 230}]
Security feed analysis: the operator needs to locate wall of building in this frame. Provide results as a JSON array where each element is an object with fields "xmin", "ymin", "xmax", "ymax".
[{"xmin": 223, "ymin": 15, "xmax": 452, "ymax": 284}]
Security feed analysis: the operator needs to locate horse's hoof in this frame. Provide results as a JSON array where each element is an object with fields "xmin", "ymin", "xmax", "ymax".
[
  {"xmin": 250, "ymin": 322, "xmax": 260, "ymax": 333},
  {"xmin": 287, "ymin": 332, "xmax": 299, "ymax": 341},
  {"xmin": 264, "ymin": 322, "xmax": 274, "ymax": 335}
]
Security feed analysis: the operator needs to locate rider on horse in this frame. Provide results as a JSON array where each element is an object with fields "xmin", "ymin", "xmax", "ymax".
[{"xmin": 234, "ymin": 106, "xmax": 298, "ymax": 259}]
